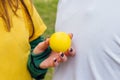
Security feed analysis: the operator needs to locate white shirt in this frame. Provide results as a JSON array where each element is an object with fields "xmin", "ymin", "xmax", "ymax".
[{"xmin": 53, "ymin": 0, "xmax": 120, "ymax": 80}]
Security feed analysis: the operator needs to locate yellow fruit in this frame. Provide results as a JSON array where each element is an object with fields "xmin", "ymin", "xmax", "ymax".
[{"xmin": 49, "ymin": 32, "xmax": 71, "ymax": 52}]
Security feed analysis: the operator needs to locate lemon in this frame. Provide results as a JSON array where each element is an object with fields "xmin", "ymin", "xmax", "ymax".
[{"xmin": 49, "ymin": 32, "xmax": 71, "ymax": 52}]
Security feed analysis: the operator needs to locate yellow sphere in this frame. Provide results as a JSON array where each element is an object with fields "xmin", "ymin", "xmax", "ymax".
[{"xmin": 49, "ymin": 32, "xmax": 71, "ymax": 52}]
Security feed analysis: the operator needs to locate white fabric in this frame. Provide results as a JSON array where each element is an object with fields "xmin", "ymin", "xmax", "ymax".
[{"xmin": 52, "ymin": 0, "xmax": 120, "ymax": 80}]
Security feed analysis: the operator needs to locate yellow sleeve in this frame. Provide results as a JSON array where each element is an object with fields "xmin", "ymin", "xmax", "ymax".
[{"xmin": 24, "ymin": 0, "xmax": 47, "ymax": 42}]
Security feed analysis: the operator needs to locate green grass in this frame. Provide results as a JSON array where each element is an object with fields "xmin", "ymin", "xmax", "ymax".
[
  {"xmin": 34, "ymin": 0, "xmax": 58, "ymax": 37},
  {"xmin": 33, "ymin": 0, "xmax": 58, "ymax": 80}
]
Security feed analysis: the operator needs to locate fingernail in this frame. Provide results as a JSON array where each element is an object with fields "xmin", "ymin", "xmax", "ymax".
[
  {"xmin": 60, "ymin": 53, "xmax": 64, "ymax": 57},
  {"xmin": 44, "ymin": 38, "xmax": 47, "ymax": 41},
  {"xmin": 71, "ymin": 33, "xmax": 73, "ymax": 36},
  {"xmin": 53, "ymin": 58, "xmax": 57, "ymax": 62},
  {"xmin": 70, "ymin": 48, "xmax": 73, "ymax": 52},
  {"xmin": 45, "ymin": 37, "xmax": 49, "ymax": 41}
]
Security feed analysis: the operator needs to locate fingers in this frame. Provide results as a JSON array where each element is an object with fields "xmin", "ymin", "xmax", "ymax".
[
  {"xmin": 39, "ymin": 57, "xmax": 59, "ymax": 69},
  {"xmin": 33, "ymin": 38, "xmax": 50, "ymax": 54},
  {"xmin": 39, "ymin": 48, "xmax": 75, "ymax": 69},
  {"xmin": 53, "ymin": 53, "xmax": 68, "ymax": 67},
  {"xmin": 38, "ymin": 33, "xmax": 75, "ymax": 69},
  {"xmin": 39, "ymin": 52, "xmax": 59, "ymax": 69},
  {"xmin": 68, "ymin": 33, "xmax": 73, "ymax": 39},
  {"xmin": 64, "ymin": 48, "xmax": 76, "ymax": 56},
  {"xmin": 58, "ymin": 53, "xmax": 67, "ymax": 62},
  {"xmin": 39, "ymin": 52, "xmax": 68, "ymax": 69},
  {"xmin": 53, "ymin": 58, "xmax": 59, "ymax": 67},
  {"xmin": 67, "ymin": 33, "xmax": 76, "ymax": 56}
]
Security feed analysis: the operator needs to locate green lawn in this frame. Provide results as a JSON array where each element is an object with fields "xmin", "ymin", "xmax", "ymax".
[
  {"xmin": 34, "ymin": 0, "xmax": 58, "ymax": 37},
  {"xmin": 33, "ymin": 0, "xmax": 58, "ymax": 80}
]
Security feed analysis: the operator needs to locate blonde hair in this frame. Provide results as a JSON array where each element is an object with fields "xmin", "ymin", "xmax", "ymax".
[
  {"xmin": 0, "ymin": 0, "xmax": 34, "ymax": 36},
  {"xmin": 0, "ymin": 0, "xmax": 19, "ymax": 31}
]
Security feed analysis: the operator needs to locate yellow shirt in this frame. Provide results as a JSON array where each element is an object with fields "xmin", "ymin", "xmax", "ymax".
[{"xmin": 0, "ymin": 0, "xmax": 46, "ymax": 80}]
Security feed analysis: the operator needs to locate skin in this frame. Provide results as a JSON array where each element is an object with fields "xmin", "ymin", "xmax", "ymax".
[
  {"xmin": 0, "ymin": 0, "xmax": 75, "ymax": 70},
  {"xmin": 33, "ymin": 33, "xmax": 76, "ymax": 69}
]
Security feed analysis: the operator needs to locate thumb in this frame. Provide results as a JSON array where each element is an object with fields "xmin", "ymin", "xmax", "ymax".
[
  {"xmin": 33, "ymin": 38, "xmax": 50, "ymax": 54},
  {"xmin": 68, "ymin": 33, "xmax": 73, "ymax": 39}
]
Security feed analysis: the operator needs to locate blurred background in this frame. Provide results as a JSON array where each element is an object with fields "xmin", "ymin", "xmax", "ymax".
[{"xmin": 33, "ymin": 0, "xmax": 58, "ymax": 80}]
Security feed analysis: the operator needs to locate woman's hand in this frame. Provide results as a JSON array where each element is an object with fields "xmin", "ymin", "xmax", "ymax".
[{"xmin": 33, "ymin": 33, "xmax": 75, "ymax": 69}]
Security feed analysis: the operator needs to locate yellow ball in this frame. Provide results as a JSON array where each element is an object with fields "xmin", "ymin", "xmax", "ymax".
[{"xmin": 49, "ymin": 32, "xmax": 71, "ymax": 52}]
